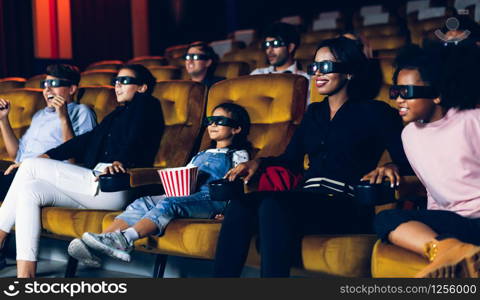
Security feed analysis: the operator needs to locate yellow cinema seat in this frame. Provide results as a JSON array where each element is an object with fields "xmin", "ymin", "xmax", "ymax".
[
  {"xmin": 359, "ymin": 24, "xmax": 403, "ymax": 38},
  {"xmin": 24, "ymin": 74, "xmax": 46, "ymax": 89},
  {"xmin": 151, "ymin": 81, "xmax": 207, "ymax": 168},
  {"xmin": 294, "ymin": 43, "xmax": 318, "ymax": 61},
  {"xmin": 76, "ymin": 86, "xmax": 118, "ymax": 122},
  {"xmin": 149, "ymin": 66, "xmax": 182, "ymax": 82},
  {"xmin": 301, "ymin": 30, "xmax": 339, "ymax": 44},
  {"xmin": 0, "ymin": 89, "xmax": 45, "ymax": 161},
  {"xmin": 85, "ymin": 60, "xmax": 123, "ymax": 71},
  {"xmin": 128, "ymin": 56, "xmax": 168, "ymax": 69},
  {"xmin": 79, "ymin": 70, "xmax": 117, "ymax": 87},
  {"xmin": 222, "ymin": 48, "xmax": 267, "ymax": 70},
  {"xmin": 214, "ymin": 61, "xmax": 250, "ymax": 79},
  {"xmin": 379, "ymin": 57, "xmax": 395, "ymax": 85},
  {"xmin": 0, "ymin": 77, "xmax": 26, "ymax": 92},
  {"xmin": 369, "ymin": 35, "xmax": 407, "ymax": 51}
]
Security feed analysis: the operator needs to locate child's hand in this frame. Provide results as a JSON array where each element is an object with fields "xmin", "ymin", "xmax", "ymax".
[
  {"xmin": 361, "ymin": 163, "xmax": 400, "ymax": 187},
  {"xmin": 224, "ymin": 159, "xmax": 260, "ymax": 184}
]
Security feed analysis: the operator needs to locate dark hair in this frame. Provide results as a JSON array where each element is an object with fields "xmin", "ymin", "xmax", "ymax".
[
  {"xmin": 119, "ymin": 64, "xmax": 156, "ymax": 95},
  {"xmin": 315, "ymin": 37, "xmax": 370, "ymax": 100},
  {"xmin": 46, "ymin": 64, "xmax": 81, "ymax": 85},
  {"xmin": 209, "ymin": 102, "xmax": 252, "ymax": 153},
  {"xmin": 262, "ymin": 22, "xmax": 301, "ymax": 54},
  {"xmin": 393, "ymin": 44, "xmax": 480, "ymax": 110},
  {"xmin": 186, "ymin": 41, "xmax": 219, "ymax": 75}
]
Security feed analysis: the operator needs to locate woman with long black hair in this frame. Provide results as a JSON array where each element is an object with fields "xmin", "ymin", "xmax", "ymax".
[{"xmin": 213, "ymin": 37, "xmax": 412, "ymax": 277}]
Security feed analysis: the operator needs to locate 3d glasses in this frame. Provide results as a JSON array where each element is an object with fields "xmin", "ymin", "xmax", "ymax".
[
  {"xmin": 183, "ymin": 53, "xmax": 210, "ymax": 61},
  {"xmin": 40, "ymin": 79, "xmax": 73, "ymax": 89},
  {"xmin": 307, "ymin": 61, "xmax": 350, "ymax": 75},
  {"xmin": 262, "ymin": 39, "xmax": 286, "ymax": 49},
  {"xmin": 111, "ymin": 76, "xmax": 142, "ymax": 86},
  {"xmin": 205, "ymin": 116, "xmax": 239, "ymax": 128},
  {"xmin": 389, "ymin": 85, "xmax": 439, "ymax": 100}
]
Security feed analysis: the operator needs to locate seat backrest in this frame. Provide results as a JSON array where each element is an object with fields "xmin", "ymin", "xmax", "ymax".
[
  {"xmin": 222, "ymin": 49, "xmax": 267, "ymax": 70},
  {"xmin": 85, "ymin": 60, "xmax": 123, "ymax": 71},
  {"xmin": 200, "ymin": 74, "xmax": 308, "ymax": 159},
  {"xmin": 0, "ymin": 89, "xmax": 45, "ymax": 160},
  {"xmin": 127, "ymin": 56, "xmax": 167, "ymax": 68},
  {"xmin": 214, "ymin": 62, "xmax": 250, "ymax": 79},
  {"xmin": 152, "ymin": 81, "xmax": 207, "ymax": 168},
  {"xmin": 369, "ymin": 35, "xmax": 407, "ymax": 50},
  {"xmin": 301, "ymin": 29, "xmax": 339, "ymax": 44},
  {"xmin": 359, "ymin": 24, "xmax": 402, "ymax": 38},
  {"xmin": 379, "ymin": 57, "xmax": 395, "ymax": 85},
  {"xmin": 165, "ymin": 44, "xmax": 189, "ymax": 61},
  {"xmin": 149, "ymin": 66, "xmax": 182, "ymax": 81},
  {"xmin": 76, "ymin": 86, "xmax": 118, "ymax": 122},
  {"xmin": 24, "ymin": 74, "xmax": 46, "ymax": 89},
  {"xmin": 79, "ymin": 70, "xmax": 117, "ymax": 87},
  {"xmin": 294, "ymin": 43, "xmax": 318, "ymax": 61},
  {"xmin": 0, "ymin": 77, "xmax": 26, "ymax": 93}
]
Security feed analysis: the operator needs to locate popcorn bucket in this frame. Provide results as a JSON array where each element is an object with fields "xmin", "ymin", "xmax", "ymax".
[{"xmin": 158, "ymin": 166, "xmax": 198, "ymax": 197}]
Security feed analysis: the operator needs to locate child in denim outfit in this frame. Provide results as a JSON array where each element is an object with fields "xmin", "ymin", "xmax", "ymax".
[{"xmin": 68, "ymin": 103, "xmax": 251, "ymax": 266}]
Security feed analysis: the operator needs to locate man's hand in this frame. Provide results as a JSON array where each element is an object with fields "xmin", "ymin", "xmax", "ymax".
[
  {"xmin": 51, "ymin": 95, "xmax": 68, "ymax": 120},
  {"xmin": 0, "ymin": 98, "xmax": 11, "ymax": 121},
  {"xmin": 94, "ymin": 161, "xmax": 127, "ymax": 181}
]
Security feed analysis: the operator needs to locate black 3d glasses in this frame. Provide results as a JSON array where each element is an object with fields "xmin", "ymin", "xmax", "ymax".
[
  {"xmin": 262, "ymin": 39, "xmax": 286, "ymax": 49},
  {"xmin": 183, "ymin": 53, "xmax": 210, "ymax": 61},
  {"xmin": 389, "ymin": 85, "xmax": 439, "ymax": 100},
  {"xmin": 40, "ymin": 79, "xmax": 72, "ymax": 89},
  {"xmin": 111, "ymin": 76, "xmax": 142, "ymax": 86},
  {"xmin": 205, "ymin": 116, "xmax": 239, "ymax": 128},
  {"xmin": 307, "ymin": 61, "xmax": 350, "ymax": 75}
]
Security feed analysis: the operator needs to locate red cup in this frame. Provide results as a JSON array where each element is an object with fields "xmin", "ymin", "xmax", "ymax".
[{"xmin": 158, "ymin": 166, "xmax": 198, "ymax": 197}]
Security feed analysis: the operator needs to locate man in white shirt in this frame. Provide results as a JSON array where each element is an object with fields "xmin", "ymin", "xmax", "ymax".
[{"xmin": 251, "ymin": 22, "xmax": 310, "ymax": 105}]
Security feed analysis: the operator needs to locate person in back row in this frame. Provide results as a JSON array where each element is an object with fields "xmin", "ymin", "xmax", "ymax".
[
  {"xmin": 68, "ymin": 103, "xmax": 251, "ymax": 267},
  {"xmin": 0, "ymin": 64, "xmax": 97, "ymax": 200},
  {"xmin": 0, "ymin": 64, "xmax": 164, "ymax": 278},
  {"xmin": 251, "ymin": 22, "xmax": 309, "ymax": 79},
  {"xmin": 184, "ymin": 41, "xmax": 225, "ymax": 88},
  {"xmin": 374, "ymin": 45, "xmax": 480, "ymax": 278}
]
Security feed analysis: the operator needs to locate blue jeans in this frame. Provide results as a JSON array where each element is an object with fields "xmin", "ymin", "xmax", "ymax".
[{"xmin": 115, "ymin": 191, "xmax": 226, "ymax": 235}]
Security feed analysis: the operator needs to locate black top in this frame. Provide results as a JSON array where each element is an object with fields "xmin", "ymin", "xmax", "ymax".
[
  {"xmin": 261, "ymin": 98, "xmax": 412, "ymax": 184},
  {"xmin": 47, "ymin": 93, "xmax": 164, "ymax": 169},
  {"xmin": 202, "ymin": 75, "xmax": 225, "ymax": 89}
]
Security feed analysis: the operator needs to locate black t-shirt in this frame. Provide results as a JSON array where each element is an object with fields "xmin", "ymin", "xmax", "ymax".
[{"xmin": 261, "ymin": 98, "xmax": 412, "ymax": 184}]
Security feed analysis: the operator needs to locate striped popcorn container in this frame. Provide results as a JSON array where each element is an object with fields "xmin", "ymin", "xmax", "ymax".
[{"xmin": 158, "ymin": 166, "xmax": 199, "ymax": 197}]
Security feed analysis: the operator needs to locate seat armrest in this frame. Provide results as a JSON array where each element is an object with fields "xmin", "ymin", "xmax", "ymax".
[{"xmin": 129, "ymin": 168, "xmax": 163, "ymax": 188}]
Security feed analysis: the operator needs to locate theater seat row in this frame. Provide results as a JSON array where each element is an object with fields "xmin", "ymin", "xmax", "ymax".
[{"xmin": 1, "ymin": 73, "xmax": 428, "ymax": 277}]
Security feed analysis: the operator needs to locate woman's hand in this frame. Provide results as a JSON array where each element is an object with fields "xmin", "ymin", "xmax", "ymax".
[
  {"xmin": 224, "ymin": 159, "xmax": 260, "ymax": 184},
  {"xmin": 361, "ymin": 163, "xmax": 400, "ymax": 187},
  {"xmin": 104, "ymin": 161, "xmax": 126, "ymax": 175},
  {"xmin": 0, "ymin": 98, "xmax": 11, "ymax": 121},
  {"xmin": 4, "ymin": 163, "xmax": 20, "ymax": 175}
]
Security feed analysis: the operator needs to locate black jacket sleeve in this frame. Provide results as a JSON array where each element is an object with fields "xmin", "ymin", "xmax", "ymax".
[
  {"xmin": 113, "ymin": 94, "xmax": 164, "ymax": 168},
  {"xmin": 45, "ymin": 129, "xmax": 95, "ymax": 162}
]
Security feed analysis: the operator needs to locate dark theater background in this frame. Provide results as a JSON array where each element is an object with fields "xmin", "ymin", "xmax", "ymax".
[{"xmin": 0, "ymin": 0, "xmax": 406, "ymax": 78}]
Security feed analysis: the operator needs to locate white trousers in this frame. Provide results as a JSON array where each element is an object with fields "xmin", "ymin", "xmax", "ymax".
[{"xmin": 0, "ymin": 158, "xmax": 131, "ymax": 261}]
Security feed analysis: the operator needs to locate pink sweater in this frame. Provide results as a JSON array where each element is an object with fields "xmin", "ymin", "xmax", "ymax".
[{"xmin": 402, "ymin": 108, "xmax": 480, "ymax": 218}]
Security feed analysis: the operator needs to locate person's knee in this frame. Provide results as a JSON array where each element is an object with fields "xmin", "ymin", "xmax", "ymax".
[
  {"xmin": 374, "ymin": 209, "xmax": 407, "ymax": 238},
  {"xmin": 17, "ymin": 181, "xmax": 43, "ymax": 207}
]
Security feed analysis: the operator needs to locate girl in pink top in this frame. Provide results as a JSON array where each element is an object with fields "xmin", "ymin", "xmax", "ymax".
[{"xmin": 374, "ymin": 45, "xmax": 480, "ymax": 278}]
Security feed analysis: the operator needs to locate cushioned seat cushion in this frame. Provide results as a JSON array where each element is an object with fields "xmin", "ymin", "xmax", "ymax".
[
  {"xmin": 41, "ymin": 207, "xmax": 113, "ymax": 238},
  {"xmin": 371, "ymin": 240, "xmax": 428, "ymax": 278},
  {"xmin": 302, "ymin": 234, "xmax": 377, "ymax": 277}
]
